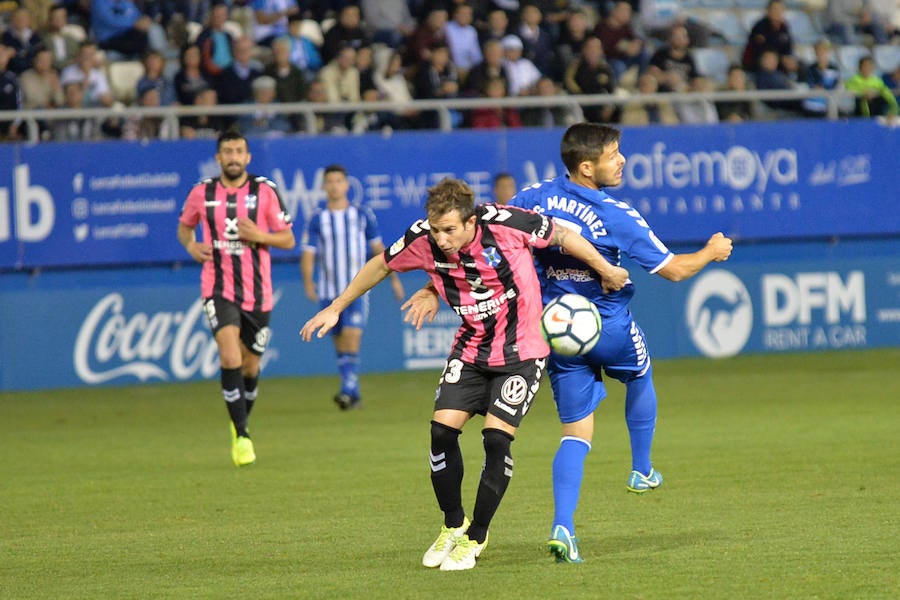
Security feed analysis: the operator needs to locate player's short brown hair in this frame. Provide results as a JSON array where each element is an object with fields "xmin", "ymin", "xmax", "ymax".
[{"xmin": 425, "ymin": 178, "xmax": 475, "ymax": 223}]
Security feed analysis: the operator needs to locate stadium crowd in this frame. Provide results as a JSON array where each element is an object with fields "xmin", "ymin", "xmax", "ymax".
[{"xmin": 0, "ymin": 0, "xmax": 898, "ymax": 142}]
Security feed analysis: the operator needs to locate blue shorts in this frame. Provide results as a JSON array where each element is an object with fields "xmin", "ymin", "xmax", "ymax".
[
  {"xmin": 320, "ymin": 296, "xmax": 369, "ymax": 335},
  {"xmin": 548, "ymin": 309, "xmax": 652, "ymax": 424}
]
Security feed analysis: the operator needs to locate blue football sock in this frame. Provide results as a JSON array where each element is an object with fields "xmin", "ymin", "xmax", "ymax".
[
  {"xmin": 552, "ymin": 436, "xmax": 591, "ymax": 534},
  {"xmin": 625, "ymin": 367, "xmax": 658, "ymax": 475},
  {"xmin": 336, "ymin": 352, "xmax": 359, "ymax": 398}
]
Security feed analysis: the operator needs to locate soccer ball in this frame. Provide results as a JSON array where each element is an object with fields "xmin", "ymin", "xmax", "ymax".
[{"xmin": 540, "ymin": 294, "xmax": 602, "ymax": 356}]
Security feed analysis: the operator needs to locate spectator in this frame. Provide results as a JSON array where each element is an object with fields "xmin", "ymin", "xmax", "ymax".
[
  {"xmin": 867, "ymin": 0, "xmax": 897, "ymax": 43},
  {"xmin": 174, "ymin": 44, "xmax": 212, "ymax": 107},
  {"xmin": 621, "ymin": 72, "xmax": 679, "ymax": 125},
  {"xmin": 252, "ymin": 0, "xmax": 299, "ymax": 47},
  {"xmin": 825, "ymin": 0, "xmax": 893, "ymax": 45},
  {"xmin": 501, "ymin": 34, "xmax": 541, "ymax": 97},
  {"xmin": 60, "ymin": 41, "xmax": 113, "ymax": 107},
  {"xmin": 564, "ymin": 35, "xmax": 619, "ymax": 123},
  {"xmin": 594, "ymin": 1, "xmax": 647, "ymax": 86},
  {"xmin": 845, "ymin": 55, "xmax": 898, "ymax": 119},
  {"xmin": 521, "ymin": 76, "xmax": 572, "ymax": 128},
  {"xmin": 53, "ymin": 82, "xmax": 98, "ymax": 141},
  {"xmin": 41, "ymin": 4, "xmax": 80, "ymax": 71},
  {"xmin": 265, "ymin": 36, "xmax": 308, "ymax": 130},
  {"xmin": 2, "ymin": 8, "xmax": 43, "ymax": 74},
  {"xmin": 196, "ymin": 3, "xmax": 234, "ymax": 84},
  {"xmin": 137, "ymin": 50, "xmax": 176, "ymax": 106},
  {"xmin": 803, "ymin": 39, "xmax": 841, "ymax": 117},
  {"xmin": 216, "ymin": 35, "xmax": 263, "ymax": 106},
  {"xmin": 0, "ymin": 45, "xmax": 23, "ymax": 141},
  {"xmin": 405, "ymin": 7, "xmax": 448, "ymax": 68},
  {"xmin": 123, "ymin": 84, "xmax": 174, "ymax": 140},
  {"xmin": 639, "ymin": 0, "xmax": 714, "ymax": 48},
  {"xmin": 445, "ymin": 2, "xmax": 483, "ymax": 80},
  {"xmin": 413, "ymin": 41, "xmax": 461, "ymax": 129},
  {"xmin": 318, "ymin": 43, "xmax": 360, "ymax": 130},
  {"xmin": 469, "ymin": 75, "xmax": 521, "ymax": 129},
  {"xmin": 742, "ymin": 0, "xmax": 801, "ymax": 81},
  {"xmin": 373, "ymin": 49, "xmax": 419, "ymax": 130},
  {"xmin": 516, "ymin": 2, "xmax": 556, "ymax": 78},
  {"xmin": 20, "ymin": 48, "xmax": 63, "ymax": 110},
  {"xmin": 321, "ymin": 4, "xmax": 370, "ymax": 65},
  {"xmin": 285, "ymin": 14, "xmax": 322, "ymax": 78},
  {"xmin": 91, "ymin": 0, "xmax": 160, "ymax": 59},
  {"xmin": 647, "ymin": 24, "xmax": 699, "ymax": 93},
  {"xmin": 237, "ymin": 75, "xmax": 293, "ymax": 136},
  {"xmin": 716, "ymin": 65, "xmax": 756, "ymax": 123},
  {"xmin": 883, "ymin": 65, "xmax": 900, "ymax": 105},
  {"xmin": 674, "ymin": 76, "xmax": 719, "ymax": 124},
  {"xmin": 463, "ymin": 38, "xmax": 509, "ymax": 97},
  {"xmin": 356, "ymin": 44, "xmax": 377, "ymax": 101},
  {"xmin": 179, "ymin": 87, "xmax": 224, "ymax": 139},
  {"xmin": 755, "ymin": 48, "xmax": 803, "ymax": 115},
  {"xmin": 555, "ymin": 8, "xmax": 591, "ymax": 78},
  {"xmin": 478, "ymin": 8, "xmax": 509, "ymax": 46},
  {"xmin": 361, "ymin": 0, "xmax": 416, "ymax": 49}
]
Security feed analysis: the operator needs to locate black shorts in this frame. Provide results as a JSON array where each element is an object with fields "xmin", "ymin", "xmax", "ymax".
[
  {"xmin": 202, "ymin": 296, "xmax": 272, "ymax": 356},
  {"xmin": 434, "ymin": 358, "xmax": 547, "ymax": 428}
]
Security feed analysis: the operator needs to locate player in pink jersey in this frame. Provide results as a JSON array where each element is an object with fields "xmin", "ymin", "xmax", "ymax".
[
  {"xmin": 301, "ymin": 178, "xmax": 628, "ymax": 571},
  {"xmin": 178, "ymin": 129, "xmax": 295, "ymax": 467}
]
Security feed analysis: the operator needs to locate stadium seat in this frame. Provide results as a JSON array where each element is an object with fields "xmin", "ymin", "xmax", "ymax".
[
  {"xmin": 703, "ymin": 9, "xmax": 747, "ymax": 45},
  {"xmin": 784, "ymin": 10, "xmax": 822, "ymax": 45},
  {"xmin": 107, "ymin": 60, "xmax": 145, "ymax": 105},
  {"xmin": 873, "ymin": 45, "xmax": 900, "ymax": 74},
  {"xmin": 794, "ymin": 43, "xmax": 815, "ymax": 66},
  {"xmin": 186, "ymin": 21, "xmax": 203, "ymax": 44},
  {"xmin": 836, "ymin": 45, "xmax": 872, "ymax": 79},
  {"xmin": 61, "ymin": 23, "xmax": 87, "ymax": 43},
  {"xmin": 320, "ymin": 17, "xmax": 336, "ymax": 34},
  {"xmin": 739, "ymin": 9, "xmax": 765, "ymax": 34},
  {"xmin": 300, "ymin": 19, "xmax": 324, "ymax": 47},
  {"xmin": 733, "ymin": 0, "xmax": 767, "ymax": 8},
  {"xmin": 693, "ymin": 47, "xmax": 733, "ymax": 83}
]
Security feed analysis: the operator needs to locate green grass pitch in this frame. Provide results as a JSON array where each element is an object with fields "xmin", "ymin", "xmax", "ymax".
[{"xmin": 2, "ymin": 349, "xmax": 898, "ymax": 599}]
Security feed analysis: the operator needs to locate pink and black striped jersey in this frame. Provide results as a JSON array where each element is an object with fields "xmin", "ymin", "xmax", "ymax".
[
  {"xmin": 180, "ymin": 175, "xmax": 293, "ymax": 311},
  {"xmin": 385, "ymin": 204, "xmax": 555, "ymax": 367}
]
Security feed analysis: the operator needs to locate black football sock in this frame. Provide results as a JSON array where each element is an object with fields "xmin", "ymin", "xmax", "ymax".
[
  {"xmin": 221, "ymin": 367, "xmax": 248, "ymax": 437},
  {"xmin": 244, "ymin": 375, "xmax": 258, "ymax": 416},
  {"xmin": 429, "ymin": 420, "xmax": 466, "ymax": 528},
  {"xmin": 468, "ymin": 428, "xmax": 514, "ymax": 544}
]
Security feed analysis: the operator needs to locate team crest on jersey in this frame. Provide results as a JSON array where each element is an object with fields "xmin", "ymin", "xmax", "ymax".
[
  {"xmin": 245, "ymin": 194, "xmax": 257, "ymax": 210},
  {"xmin": 482, "ymin": 246, "xmax": 502, "ymax": 268}
]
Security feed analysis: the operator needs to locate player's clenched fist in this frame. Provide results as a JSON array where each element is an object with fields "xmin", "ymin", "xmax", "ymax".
[{"xmin": 707, "ymin": 232, "xmax": 733, "ymax": 262}]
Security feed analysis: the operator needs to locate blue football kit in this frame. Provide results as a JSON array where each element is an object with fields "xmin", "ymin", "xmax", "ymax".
[{"xmin": 510, "ymin": 174, "xmax": 672, "ymax": 534}]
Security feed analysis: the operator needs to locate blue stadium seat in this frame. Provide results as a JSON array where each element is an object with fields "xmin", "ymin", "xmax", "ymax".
[
  {"xmin": 703, "ymin": 9, "xmax": 748, "ymax": 45},
  {"xmin": 873, "ymin": 45, "xmax": 900, "ymax": 74},
  {"xmin": 784, "ymin": 10, "xmax": 823, "ymax": 45},
  {"xmin": 693, "ymin": 47, "xmax": 733, "ymax": 83}
]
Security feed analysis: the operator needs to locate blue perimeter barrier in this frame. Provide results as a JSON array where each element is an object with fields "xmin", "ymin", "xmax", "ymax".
[{"xmin": 1, "ymin": 121, "xmax": 898, "ymax": 390}]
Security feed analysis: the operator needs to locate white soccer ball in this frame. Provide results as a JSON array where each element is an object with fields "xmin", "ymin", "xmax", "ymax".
[{"xmin": 540, "ymin": 293, "xmax": 602, "ymax": 356}]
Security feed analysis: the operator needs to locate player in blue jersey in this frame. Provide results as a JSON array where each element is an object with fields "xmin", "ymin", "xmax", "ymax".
[
  {"xmin": 509, "ymin": 122, "xmax": 733, "ymax": 563},
  {"xmin": 301, "ymin": 164, "xmax": 405, "ymax": 409}
]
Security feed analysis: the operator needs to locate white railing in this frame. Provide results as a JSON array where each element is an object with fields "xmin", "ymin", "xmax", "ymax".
[{"xmin": 1, "ymin": 88, "xmax": 859, "ymax": 143}]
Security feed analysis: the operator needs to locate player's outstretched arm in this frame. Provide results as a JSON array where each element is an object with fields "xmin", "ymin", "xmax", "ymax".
[
  {"xmin": 657, "ymin": 232, "xmax": 733, "ymax": 282},
  {"xmin": 300, "ymin": 254, "xmax": 394, "ymax": 340},
  {"xmin": 551, "ymin": 225, "xmax": 629, "ymax": 293}
]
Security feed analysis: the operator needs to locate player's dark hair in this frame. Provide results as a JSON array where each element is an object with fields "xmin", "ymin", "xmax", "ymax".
[
  {"xmin": 324, "ymin": 164, "xmax": 347, "ymax": 177},
  {"xmin": 493, "ymin": 171, "xmax": 514, "ymax": 184},
  {"xmin": 560, "ymin": 123, "xmax": 621, "ymax": 174},
  {"xmin": 217, "ymin": 127, "xmax": 247, "ymax": 151},
  {"xmin": 425, "ymin": 178, "xmax": 475, "ymax": 223}
]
